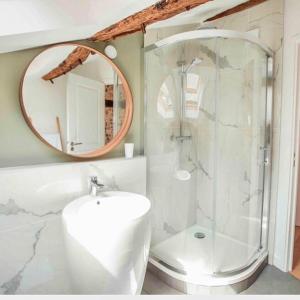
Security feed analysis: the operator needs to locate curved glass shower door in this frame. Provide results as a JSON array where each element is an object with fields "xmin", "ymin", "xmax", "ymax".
[
  {"xmin": 144, "ymin": 32, "xmax": 271, "ymax": 277},
  {"xmin": 213, "ymin": 38, "xmax": 269, "ymax": 274}
]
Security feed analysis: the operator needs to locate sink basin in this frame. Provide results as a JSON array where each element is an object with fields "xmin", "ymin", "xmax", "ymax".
[{"xmin": 62, "ymin": 191, "xmax": 151, "ymax": 295}]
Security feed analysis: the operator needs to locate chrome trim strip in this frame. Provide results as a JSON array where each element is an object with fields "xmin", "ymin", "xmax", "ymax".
[
  {"xmin": 262, "ymin": 56, "xmax": 274, "ymax": 252},
  {"xmin": 150, "ymin": 249, "xmax": 266, "ymax": 278},
  {"xmin": 150, "ymin": 255, "xmax": 188, "ymax": 275},
  {"xmin": 148, "ymin": 254, "xmax": 268, "ymax": 293},
  {"xmin": 144, "ymin": 29, "xmax": 273, "ymax": 56}
]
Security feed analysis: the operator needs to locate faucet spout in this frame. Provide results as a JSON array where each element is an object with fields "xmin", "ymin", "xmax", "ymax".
[{"xmin": 89, "ymin": 176, "xmax": 105, "ymax": 196}]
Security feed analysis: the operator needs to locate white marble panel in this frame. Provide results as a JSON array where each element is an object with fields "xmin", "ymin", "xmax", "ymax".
[
  {"xmin": 0, "ymin": 156, "xmax": 146, "ymax": 294},
  {"xmin": 0, "ymin": 157, "xmax": 146, "ymax": 231},
  {"xmin": 0, "ymin": 217, "xmax": 71, "ymax": 294}
]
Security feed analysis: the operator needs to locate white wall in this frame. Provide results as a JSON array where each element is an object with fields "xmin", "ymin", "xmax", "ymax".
[
  {"xmin": 24, "ymin": 74, "xmax": 67, "ymax": 134},
  {"xmin": 72, "ymin": 57, "xmax": 114, "ymax": 85},
  {"xmin": 274, "ymin": 0, "xmax": 300, "ymax": 271},
  {"xmin": 0, "ymin": 0, "xmax": 157, "ymax": 53}
]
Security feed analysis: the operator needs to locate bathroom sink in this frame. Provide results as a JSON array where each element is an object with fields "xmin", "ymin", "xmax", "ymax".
[
  {"xmin": 64, "ymin": 191, "xmax": 151, "ymax": 223},
  {"xmin": 62, "ymin": 191, "xmax": 151, "ymax": 295}
]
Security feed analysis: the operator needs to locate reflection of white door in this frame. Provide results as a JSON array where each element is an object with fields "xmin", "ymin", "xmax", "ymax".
[{"xmin": 66, "ymin": 73, "xmax": 105, "ymax": 154}]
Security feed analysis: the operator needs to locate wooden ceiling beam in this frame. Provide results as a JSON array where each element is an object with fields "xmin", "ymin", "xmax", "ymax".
[
  {"xmin": 205, "ymin": 0, "xmax": 267, "ymax": 22},
  {"xmin": 42, "ymin": 46, "xmax": 93, "ymax": 81},
  {"xmin": 90, "ymin": 0, "xmax": 212, "ymax": 42},
  {"xmin": 42, "ymin": 0, "xmax": 268, "ymax": 82}
]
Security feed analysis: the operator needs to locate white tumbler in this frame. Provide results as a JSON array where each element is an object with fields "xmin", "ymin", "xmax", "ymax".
[{"xmin": 124, "ymin": 143, "xmax": 134, "ymax": 159}]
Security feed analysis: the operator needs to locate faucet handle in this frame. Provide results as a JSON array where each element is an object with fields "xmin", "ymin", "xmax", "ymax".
[
  {"xmin": 90, "ymin": 176, "xmax": 104, "ymax": 188},
  {"xmin": 89, "ymin": 176, "xmax": 105, "ymax": 196},
  {"xmin": 90, "ymin": 176, "xmax": 98, "ymax": 183}
]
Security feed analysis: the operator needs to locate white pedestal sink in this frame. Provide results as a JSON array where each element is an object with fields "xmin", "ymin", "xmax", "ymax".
[{"xmin": 62, "ymin": 191, "xmax": 151, "ymax": 295}]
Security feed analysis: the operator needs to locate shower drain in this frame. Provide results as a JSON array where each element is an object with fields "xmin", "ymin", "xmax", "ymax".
[{"xmin": 194, "ymin": 232, "xmax": 205, "ymax": 239}]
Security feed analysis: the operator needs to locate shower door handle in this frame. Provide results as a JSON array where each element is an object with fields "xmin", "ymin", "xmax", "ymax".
[{"xmin": 260, "ymin": 146, "xmax": 270, "ymax": 166}]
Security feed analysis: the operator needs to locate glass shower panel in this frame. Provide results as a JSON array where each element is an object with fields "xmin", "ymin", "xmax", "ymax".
[
  {"xmin": 213, "ymin": 38, "xmax": 268, "ymax": 274},
  {"xmin": 145, "ymin": 38, "xmax": 217, "ymax": 275}
]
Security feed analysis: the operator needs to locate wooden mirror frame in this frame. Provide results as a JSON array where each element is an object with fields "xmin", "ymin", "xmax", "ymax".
[{"xmin": 19, "ymin": 43, "xmax": 133, "ymax": 158}]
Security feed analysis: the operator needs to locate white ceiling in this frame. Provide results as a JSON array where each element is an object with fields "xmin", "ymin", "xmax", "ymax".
[
  {"xmin": 0, "ymin": 0, "xmax": 247, "ymax": 54},
  {"xmin": 149, "ymin": 0, "xmax": 248, "ymax": 28}
]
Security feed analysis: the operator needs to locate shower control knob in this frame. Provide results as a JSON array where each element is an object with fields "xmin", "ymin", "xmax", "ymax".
[{"xmin": 264, "ymin": 157, "xmax": 270, "ymax": 166}]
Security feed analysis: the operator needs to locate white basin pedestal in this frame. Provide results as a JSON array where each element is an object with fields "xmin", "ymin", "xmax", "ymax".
[{"xmin": 62, "ymin": 191, "xmax": 151, "ymax": 295}]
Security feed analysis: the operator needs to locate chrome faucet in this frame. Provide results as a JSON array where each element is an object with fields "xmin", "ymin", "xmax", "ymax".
[{"xmin": 89, "ymin": 176, "xmax": 104, "ymax": 196}]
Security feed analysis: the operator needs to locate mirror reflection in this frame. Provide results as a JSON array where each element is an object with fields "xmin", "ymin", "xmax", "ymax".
[
  {"xmin": 22, "ymin": 44, "xmax": 127, "ymax": 156},
  {"xmin": 157, "ymin": 70, "xmax": 205, "ymax": 121}
]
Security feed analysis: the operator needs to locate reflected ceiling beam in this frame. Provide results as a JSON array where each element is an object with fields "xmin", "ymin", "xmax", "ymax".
[
  {"xmin": 42, "ymin": 46, "xmax": 94, "ymax": 82},
  {"xmin": 89, "ymin": 0, "xmax": 212, "ymax": 42},
  {"xmin": 205, "ymin": 0, "xmax": 267, "ymax": 22}
]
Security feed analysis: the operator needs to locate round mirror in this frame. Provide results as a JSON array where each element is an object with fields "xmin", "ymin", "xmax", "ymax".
[{"xmin": 20, "ymin": 43, "xmax": 133, "ymax": 158}]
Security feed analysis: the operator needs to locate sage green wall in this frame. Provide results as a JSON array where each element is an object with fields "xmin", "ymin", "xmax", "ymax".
[{"xmin": 0, "ymin": 33, "xmax": 144, "ymax": 167}]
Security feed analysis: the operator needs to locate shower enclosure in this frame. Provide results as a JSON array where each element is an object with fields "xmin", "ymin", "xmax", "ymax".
[{"xmin": 144, "ymin": 30, "xmax": 273, "ymax": 293}]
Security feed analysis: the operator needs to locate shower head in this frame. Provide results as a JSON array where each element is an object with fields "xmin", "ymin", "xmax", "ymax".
[
  {"xmin": 191, "ymin": 57, "xmax": 203, "ymax": 64},
  {"xmin": 184, "ymin": 57, "xmax": 203, "ymax": 73}
]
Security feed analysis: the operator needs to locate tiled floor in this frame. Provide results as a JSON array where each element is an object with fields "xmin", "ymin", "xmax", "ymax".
[
  {"xmin": 291, "ymin": 226, "xmax": 300, "ymax": 280},
  {"xmin": 142, "ymin": 265, "xmax": 300, "ymax": 295}
]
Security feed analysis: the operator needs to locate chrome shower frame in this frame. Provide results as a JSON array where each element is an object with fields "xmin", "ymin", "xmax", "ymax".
[{"xmin": 144, "ymin": 29, "xmax": 273, "ymax": 56}]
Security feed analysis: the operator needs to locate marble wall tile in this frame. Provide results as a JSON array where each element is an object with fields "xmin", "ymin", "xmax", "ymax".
[
  {"xmin": 0, "ymin": 156, "xmax": 146, "ymax": 294},
  {"xmin": 0, "ymin": 217, "xmax": 71, "ymax": 295}
]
